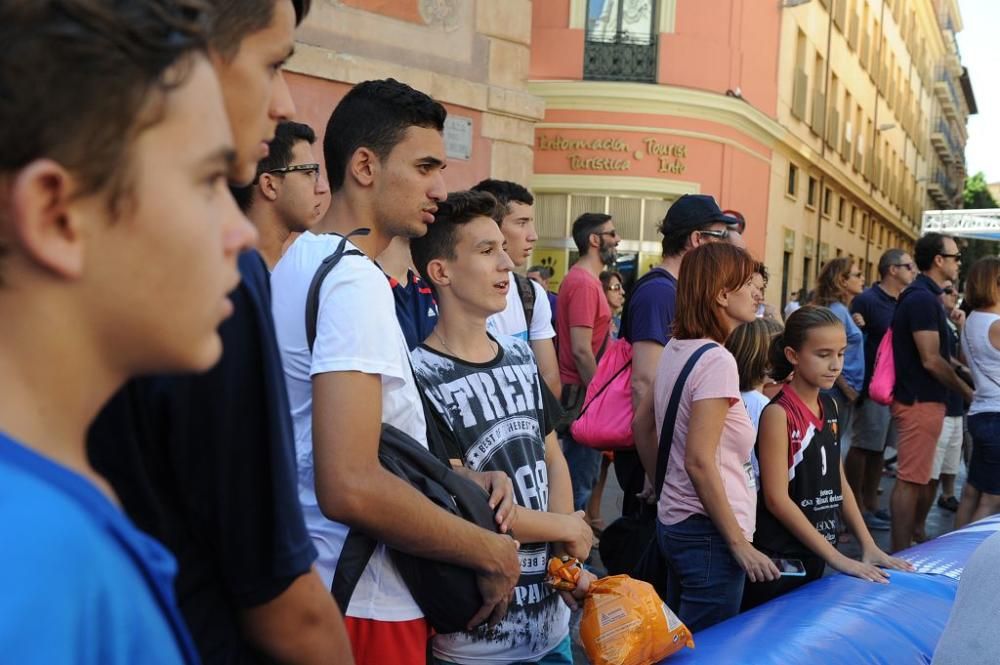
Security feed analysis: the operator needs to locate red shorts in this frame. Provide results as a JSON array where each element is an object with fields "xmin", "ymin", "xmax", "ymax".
[
  {"xmin": 891, "ymin": 401, "xmax": 946, "ymax": 484},
  {"xmin": 344, "ymin": 616, "xmax": 431, "ymax": 665}
]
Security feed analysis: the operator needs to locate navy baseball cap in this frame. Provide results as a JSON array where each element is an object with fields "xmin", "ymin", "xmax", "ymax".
[{"xmin": 661, "ymin": 195, "xmax": 742, "ymax": 235}]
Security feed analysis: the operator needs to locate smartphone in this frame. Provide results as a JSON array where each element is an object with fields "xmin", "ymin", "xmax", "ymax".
[{"xmin": 771, "ymin": 558, "xmax": 807, "ymax": 577}]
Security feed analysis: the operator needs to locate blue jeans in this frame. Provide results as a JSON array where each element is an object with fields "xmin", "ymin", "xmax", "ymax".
[
  {"xmin": 561, "ymin": 432, "xmax": 602, "ymax": 511},
  {"xmin": 657, "ymin": 515, "xmax": 746, "ymax": 633}
]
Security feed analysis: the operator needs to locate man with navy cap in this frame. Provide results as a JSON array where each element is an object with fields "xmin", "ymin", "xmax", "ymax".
[{"xmin": 615, "ymin": 194, "xmax": 744, "ymax": 516}]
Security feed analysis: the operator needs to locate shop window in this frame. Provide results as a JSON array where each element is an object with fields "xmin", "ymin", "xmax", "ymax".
[{"xmin": 584, "ymin": 0, "xmax": 658, "ymax": 82}]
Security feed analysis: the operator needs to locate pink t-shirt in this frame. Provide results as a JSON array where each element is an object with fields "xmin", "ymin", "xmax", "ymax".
[
  {"xmin": 555, "ymin": 266, "xmax": 611, "ymax": 385},
  {"xmin": 654, "ymin": 338, "xmax": 758, "ymax": 540}
]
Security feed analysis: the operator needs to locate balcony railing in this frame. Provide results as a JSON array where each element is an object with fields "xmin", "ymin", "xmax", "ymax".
[{"xmin": 584, "ymin": 33, "xmax": 658, "ymax": 83}]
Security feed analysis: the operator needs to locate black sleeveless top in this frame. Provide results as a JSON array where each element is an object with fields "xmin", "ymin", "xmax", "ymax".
[{"xmin": 752, "ymin": 389, "xmax": 843, "ymax": 557}]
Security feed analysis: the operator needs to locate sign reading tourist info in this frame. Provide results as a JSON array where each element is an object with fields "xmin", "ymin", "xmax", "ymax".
[{"xmin": 536, "ymin": 132, "xmax": 689, "ymax": 175}]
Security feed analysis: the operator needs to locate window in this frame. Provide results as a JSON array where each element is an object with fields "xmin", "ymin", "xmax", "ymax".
[
  {"xmin": 837, "ymin": 196, "xmax": 846, "ymax": 225},
  {"xmin": 849, "ymin": 205, "xmax": 857, "ymax": 232},
  {"xmin": 807, "ymin": 176, "xmax": 818, "ymax": 208},
  {"xmin": 584, "ymin": 0, "xmax": 658, "ymax": 82},
  {"xmin": 787, "ymin": 163, "xmax": 798, "ymax": 198},
  {"xmin": 823, "ymin": 186, "xmax": 833, "ymax": 217}
]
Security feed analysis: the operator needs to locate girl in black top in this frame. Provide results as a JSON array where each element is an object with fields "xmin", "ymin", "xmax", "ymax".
[{"xmin": 742, "ymin": 306, "xmax": 911, "ymax": 610}]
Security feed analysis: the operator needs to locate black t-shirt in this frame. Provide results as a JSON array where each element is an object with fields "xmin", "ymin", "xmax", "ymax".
[
  {"xmin": 892, "ymin": 274, "xmax": 951, "ymax": 405},
  {"xmin": 753, "ymin": 390, "xmax": 842, "ymax": 558},
  {"xmin": 88, "ymin": 250, "xmax": 316, "ymax": 664}
]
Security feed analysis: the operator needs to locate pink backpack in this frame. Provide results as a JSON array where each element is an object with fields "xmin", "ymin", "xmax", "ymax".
[
  {"xmin": 868, "ymin": 328, "xmax": 895, "ymax": 406},
  {"xmin": 570, "ymin": 337, "xmax": 634, "ymax": 450}
]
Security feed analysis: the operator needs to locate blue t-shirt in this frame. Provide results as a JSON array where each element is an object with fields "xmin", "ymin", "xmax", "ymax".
[
  {"xmin": 892, "ymin": 273, "xmax": 951, "ymax": 405},
  {"xmin": 829, "ymin": 301, "xmax": 864, "ymax": 393},
  {"xmin": 621, "ymin": 268, "xmax": 677, "ymax": 345},
  {"xmin": 850, "ymin": 285, "xmax": 897, "ymax": 391},
  {"xmin": 388, "ymin": 268, "xmax": 439, "ymax": 351},
  {"xmin": 0, "ymin": 432, "xmax": 196, "ymax": 664}
]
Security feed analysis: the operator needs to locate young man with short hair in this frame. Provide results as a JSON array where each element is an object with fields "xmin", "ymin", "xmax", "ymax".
[
  {"xmin": 409, "ymin": 190, "xmax": 594, "ymax": 665},
  {"xmin": 235, "ymin": 120, "xmax": 330, "ymax": 270},
  {"xmin": 471, "ymin": 179, "xmax": 560, "ymax": 397},
  {"xmin": 890, "ymin": 233, "xmax": 973, "ymax": 552},
  {"xmin": 844, "ymin": 248, "xmax": 915, "ymax": 529},
  {"xmin": 556, "ymin": 212, "xmax": 620, "ymax": 511},
  {"xmin": 270, "ymin": 79, "xmax": 521, "ymax": 665},
  {"xmin": 0, "ymin": 1, "xmax": 256, "ymax": 660},
  {"xmin": 87, "ymin": 1, "xmax": 354, "ymax": 662}
]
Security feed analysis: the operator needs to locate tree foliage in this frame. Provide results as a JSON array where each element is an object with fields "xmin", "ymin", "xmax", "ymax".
[{"xmin": 958, "ymin": 171, "xmax": 999, "ymax": 285}]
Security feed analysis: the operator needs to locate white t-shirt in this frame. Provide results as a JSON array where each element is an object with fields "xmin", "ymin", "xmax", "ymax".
[
  {"xmin": 487, "ymin": 274, "xmax": 555, "ymax": 342},
  {"xmin": 271, "ymin": 231, "xmax": 427, "ymax": 621},
  {"xmin": 741, "ymin": 389, "xmax": 770, "ymax": 431}
]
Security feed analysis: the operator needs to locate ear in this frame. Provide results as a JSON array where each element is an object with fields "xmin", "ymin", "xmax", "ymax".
[
  {"xmin": 715, "ymin": 287, "xmax": 730, "ymax": 308},
  {"xmin": 258, "ymin": 173, "xmax": 280, "ymax": 202},
  {"xmin": 784, "ymin": 345, "xmax": 799, "ymax": 367},
  {"xmin": 425, "ymin": 257, "xmax": 450, "ymax": 290},
  {"xmin": 347, "ymin": 147, "xmax": 378, "ymax": 188},
  {"xmin": 8, "ymin": 159, "xmax": 87, "ymax": 280}
]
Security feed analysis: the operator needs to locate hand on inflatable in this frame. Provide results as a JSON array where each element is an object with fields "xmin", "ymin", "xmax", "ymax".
[
  {"xmin": 831, "ymin": 554, "xmax": 890, "ymax": 583},
  {"xmin": 862, "ymin": 546, "xmax": 914, "ymax": 572},
  {"xmin": 733, "ymin": 542, "xmax": 781, "ymax": 582}
]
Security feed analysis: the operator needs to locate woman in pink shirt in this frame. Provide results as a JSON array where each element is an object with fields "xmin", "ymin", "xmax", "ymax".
[{"xmin": 635, "ymin": 243, "xmax": 779, "ymax": 632}]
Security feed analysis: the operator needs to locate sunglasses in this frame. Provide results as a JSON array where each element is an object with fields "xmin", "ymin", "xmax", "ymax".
[
  {"xmin": 606, "ymin": 284, "xmax": 624, "ymax": 292},
  {"xmin": 943, "ymin": 287, "xmax": 956, "ymax": 295},
  {"xmin": 263, "ymin": 162, "xmax": 321, "ymax": 181},
  {"xmin": 892, "ymin": 262, "xmax": 915, "ymax": 271},
  {"xmin": 939, "ymin": 252, "xmax": 962, "ymax": 261},
  {"xmin": 697, "ymin": 229, "xmax": 730, "ymax": 240},
  {"xmin": 594, "ymin": 230, "xmax": 619, "ymax": 239}
]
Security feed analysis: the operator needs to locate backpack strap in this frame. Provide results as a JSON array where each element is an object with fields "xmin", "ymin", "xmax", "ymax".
[
  {"xmin": 306, "ymin": 228, "xmax": 370, "ymax": 353},
  {"xmin": 331, "ymin": 530, "xmax": 379, "ymax": 612},
  {"xmin": 619, "ymin": 268, "xmax": 673, "ymax": 342},
  {"xmin": 654, "ymin": 342, "xmax": 718, "ymax": 498},
  {"xmin": 512, "ymin": 272, "xmax": 536, "ymax": 340}
]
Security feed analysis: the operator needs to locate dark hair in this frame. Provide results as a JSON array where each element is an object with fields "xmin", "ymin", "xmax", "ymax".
[
  {"xmin": 674, "ymin": 243, "xmax": 756, "ymax": 343},
  {"xmin": 528, "ymin": 265, "xmax": 553, "ymax": 279},
  {"xmin": 914, "ymin": 233, "xmax": 949, "ymax": 272},
  {"xmin": 754, "ymin": 261, "xmax": 769, "ymax": 285},
  {"xmin": 878, "ymin": 248, "xmax": 907, "ymax": 278},
  {"xmin": 324, "ymin": 78, "xmax": 446, "ymax": 192},
  {"xmin": 205, "ymin": 0, "xmax": 310, "ymax": 59},
  {"xmin": 660, "ymin": 222, "xmax": 701, "ymax": 258},
  {"xmin": 471, "ymin": 179, "xmax": 534, "ymax": 219},
  {"xmin": 571, "ymin": 212, "xmax": 612, "ymax": 255},
  {"xmin": 726, "ymin": 318, "xmax": 784, "ymax": 392},
  {"xmin": 232, "ymin": 120, "xmax": 317, "ymax": 211},
  {"xmin": 965, "ymin": 257, "xmax": 1000, "ymax": 310},
  {"xmin": 0, "ymin": 0, "xmax": 207, "ymax": 215},
  {"xmin": 411, "ymin": 190, "xmax": 503, "ymax": 286},
  {"xmin": 599, "ymin": 270, "xmax": 623, "ymax": 290},
  {"xmin": 768, "ymin": 305, "xmax": 842, "ymax": 381},
  {"xmin": 813, "ymin": 257, "xmax": 853, "ymax": 306}
]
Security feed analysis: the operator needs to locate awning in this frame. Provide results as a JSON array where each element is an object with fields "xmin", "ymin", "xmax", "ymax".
[{"xmin": 922, "ymin": 208, "xmax": 1000, "ymax": 240}]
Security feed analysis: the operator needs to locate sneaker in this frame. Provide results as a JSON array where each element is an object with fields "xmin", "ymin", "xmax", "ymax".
[
  {"xmin": 863, "ymin": 511, "xmax": 891, "ymax": 530},
  {"xmin": 873, "ymin": 508, "xmax": 891, "ymax": 521},
  {"xmin": 937, "ymin": 495, "xmax": 960, "ymax": 512}
]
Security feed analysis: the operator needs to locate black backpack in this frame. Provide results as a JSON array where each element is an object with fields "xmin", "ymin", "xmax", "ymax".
[
  {"xmin": 305, "ymin": 228, "xmax": 502, "ymax": 634},
  {"xmin": 512, "ymin": 272, "xmax": 536, "ymax": 339}
]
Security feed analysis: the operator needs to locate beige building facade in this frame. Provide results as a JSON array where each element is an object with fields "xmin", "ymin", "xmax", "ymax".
[
  {"xmin": 769, "ymin": 0, "xmax": 976, "ymax": 301},
  {"xmin": 283, "ymin": 0, "xmax": 545, "ymax": 189}
]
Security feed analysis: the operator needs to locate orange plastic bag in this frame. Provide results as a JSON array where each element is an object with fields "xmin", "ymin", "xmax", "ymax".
[{"xmin": 579, "ymin": 575, "xmax": 694, "ymax": 665}]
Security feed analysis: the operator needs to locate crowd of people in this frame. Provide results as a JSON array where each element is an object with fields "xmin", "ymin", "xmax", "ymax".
[{"xmin": 3, "ymin": 1, "xmax": 999, "ymax": 665}]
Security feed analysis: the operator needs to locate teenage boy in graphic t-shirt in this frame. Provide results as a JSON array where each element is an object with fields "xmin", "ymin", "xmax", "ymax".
[{"xmin": 410, "ymin": 191, "xmax": 594, "ymax": 665}]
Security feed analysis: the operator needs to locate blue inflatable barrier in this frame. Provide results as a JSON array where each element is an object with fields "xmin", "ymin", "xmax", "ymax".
[{"xmin": 665, "ymin": 516, "xmax": 1000, "ymax": 664}]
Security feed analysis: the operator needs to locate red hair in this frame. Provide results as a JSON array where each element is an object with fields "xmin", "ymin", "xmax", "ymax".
[{"xmin": 674, "ymin": 243, "xmax": 756, "ymax": 343}]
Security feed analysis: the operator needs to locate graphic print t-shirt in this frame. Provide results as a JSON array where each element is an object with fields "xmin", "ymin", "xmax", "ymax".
[
  {"xmin": 411, "ymin": 336, "xmax": 569, "ymax": 665},
  {"xmin": 753, "ymin": 389, "xmax": 843, "ymax": 557}
]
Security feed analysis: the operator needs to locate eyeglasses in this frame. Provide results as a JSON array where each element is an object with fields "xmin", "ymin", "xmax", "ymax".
[
  {"xmin": 939, "ymin": 252, "xmax": 962, "ymax": 262},
  {"xmin": 264, "ymin": 163, "xmax": 321, "ymax": 181},
  {"xmin": 892, "ymin": 262, "xmax": 915, "ymax": 271},
  {"xmin": 606, "ymin": 284, "xmax": 624, "ymax": 292},
  {"xmin": 697, "ymin": 229, "xmax": 730, "ymax": 240}
]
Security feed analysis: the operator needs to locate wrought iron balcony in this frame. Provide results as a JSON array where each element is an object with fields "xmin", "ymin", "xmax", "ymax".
[{"xmin": 584, "ymin": 33, "xmax": 658, "ymax": 83}]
